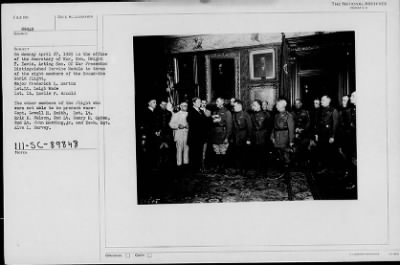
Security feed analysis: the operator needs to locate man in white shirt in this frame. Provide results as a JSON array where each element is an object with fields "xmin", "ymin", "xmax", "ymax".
[{"xmin": 169, "ymin": 102, "xmax": 189, "ymax": 168}]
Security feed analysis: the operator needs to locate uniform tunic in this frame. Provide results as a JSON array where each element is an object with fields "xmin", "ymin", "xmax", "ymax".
[
  {"xmin": 316, "ymin": 106, "xmax": 339, "ymax": 141},
  {"xmin": 292, "ymin": 108, "xmax": 311, "ymax": 151},
  {"xmin": 339, "ymin": 106, "xmax": 356, "ymax": 155},
  {"xmin": 250, "ymin": 110, "xmax": 271, "ymax": 146},
  {"xmin": 292, "ymin": 108, "xmax": 310, "ymax": 136},
  {"xmin": 315, "ymin": 106, "xmax": 339, "ymax": 169},
  {"xmin": 232, "ymin": 110, "xmax": 253, "ymax": 146},
  {"xmin": 271, "ymin": 111, "xmax": 295, "ymax": 149},
  {"xmin": 211, "ymin": 107, "xmax": 233, "ymax": 144}
]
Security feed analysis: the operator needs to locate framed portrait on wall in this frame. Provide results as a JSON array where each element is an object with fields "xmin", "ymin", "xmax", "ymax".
[{"xmin": 249, "ymin": 48, "xmax": 275, "ymax": 80}]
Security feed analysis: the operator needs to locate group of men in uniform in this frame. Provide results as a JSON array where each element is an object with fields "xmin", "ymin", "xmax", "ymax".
[{"xmin": 140, "ymin": 91, "xmax": 356, "ymax": 187}]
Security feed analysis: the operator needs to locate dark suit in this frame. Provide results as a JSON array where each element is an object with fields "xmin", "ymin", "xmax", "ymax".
[
  {"xmin": 187, "ymin": 107, "xmax": 209, "ymax": 171},
  {"xmin": 142, "ymin": 107, "xmax": 160, "ymax": 170},
  {"xmin": 156, "ymin": 108, "xmax": 173, "ymax": 169}
]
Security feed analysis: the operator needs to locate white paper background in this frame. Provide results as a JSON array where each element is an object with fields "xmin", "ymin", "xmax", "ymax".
[{"xmin": 104, "ymin": 11, "xmax": 387, "ymax": 247}]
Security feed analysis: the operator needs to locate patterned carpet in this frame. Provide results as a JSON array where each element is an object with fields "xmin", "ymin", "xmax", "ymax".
[{"xmin": 138, "ymin": 168, "xmax": 314, "ymax": 204}]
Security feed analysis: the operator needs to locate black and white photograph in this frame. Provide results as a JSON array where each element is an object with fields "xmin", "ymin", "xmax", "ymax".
[
  {"xmin": 4, "ymin": 1, "xmax": 400, "ymax": 263},
  {"xmin": 133, "ymin": 31, "xmax": 357, "ymax": 205},
  {"xmin": 135, "ymin": 31, "xmax": 357, "ymax": 204}
]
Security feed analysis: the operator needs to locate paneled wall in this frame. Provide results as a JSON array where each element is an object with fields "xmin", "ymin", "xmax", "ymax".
[
  {"xmin": 166, "ymin": 32, "xmax": 316, "ymax": 54},
  {"xmin": 164, "ymin": 32, "xmax": 354, "ymax": 109},
  {"xmin": 239, "ymin": 44, "xmax": 280, "ymax": 107},
  {"xmin": 166, "ymin": 34, "xmax": 285, "ymax": 108}
]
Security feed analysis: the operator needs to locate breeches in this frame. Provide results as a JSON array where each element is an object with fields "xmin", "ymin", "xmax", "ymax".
[
  {"xmin": 213, "ymin": 142, "xmax": 229, "ymax": 155},
  {"xmin": 276, "ymin": 147, "xmax": 291, "ymax": 165}
]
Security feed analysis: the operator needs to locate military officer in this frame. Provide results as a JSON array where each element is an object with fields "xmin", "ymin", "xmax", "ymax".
[
  {"xmin": 314, "ymin": 95, "xmax": 339, "ymax": 173},
  {"xmin": 200, "ymin": 99, "xmax": 212, "ymax": 172},
  {"xmin": 292, "ymin": 98, "xmax": 311, "ymax": 167},
  {"xmin": 309, "ymin": 98, "xmax": 321, "ymax": 137},
  {"xmin": 262, "ymin": 100, "xmax": 277, "ymax": 161},
  {"xmin": 308, "ymin": 98, "xmax": 321, "ymax": 170},
  {"xmin": 250, "ymin": 100, "xmax": 271, "ymax": 175},
  {"xmin": 270, "ymin": 99, "xmax": 295, "ymax": 170},
  {"xmin": 228, "ymin": 97, "xmax": 236, "ymax": 112},
  {"xmin": 337, "ymin": 95, "xmax": 351, "ymax": 155},
  {"xmin": 338, "ymin": 91, "xmax": 357, "ymax": 189},
  {"xmin": 232, "ymin": 99, "xmax": 253, "ymax": 175},
  {"xmin": 339, "ymin": 95, "xmax": 350, "ymax": 112},
  {"xmin": 211, "ymin": 97, "xmax": 233, "ymax": 173}
]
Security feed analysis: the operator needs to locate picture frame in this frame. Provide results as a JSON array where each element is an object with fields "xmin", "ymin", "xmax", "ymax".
[{"xmin": 249, "ymin": 48, "xmax": 275, "ymax": 80}]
